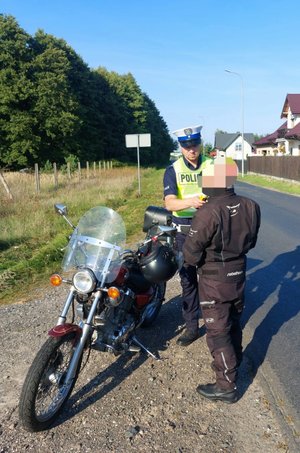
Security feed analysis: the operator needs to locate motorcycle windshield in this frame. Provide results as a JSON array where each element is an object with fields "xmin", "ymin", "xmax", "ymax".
[{"xmin": 62, "ymin": 206, "xmax": 126, "ymax": 284}]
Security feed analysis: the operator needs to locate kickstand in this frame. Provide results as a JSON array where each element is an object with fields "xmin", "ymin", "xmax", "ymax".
[{"xmin": 131, "ymin": 335, "xmax": 161, "ymax": 360}]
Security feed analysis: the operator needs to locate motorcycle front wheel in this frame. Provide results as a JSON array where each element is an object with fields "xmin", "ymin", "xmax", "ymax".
[{"xmin": 19, "ymin": 333, "xmax": 82, "ymax": 432}]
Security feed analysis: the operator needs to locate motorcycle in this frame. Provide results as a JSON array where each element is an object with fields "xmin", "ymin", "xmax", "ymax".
[{"xmin": 19, "ymin": 204, "xmax": 180, "ymax": 432}]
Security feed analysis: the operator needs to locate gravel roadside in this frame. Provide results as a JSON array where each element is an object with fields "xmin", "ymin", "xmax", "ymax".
[{"xmin": 0, "ymin": 276, "xmax": 297, "ymax": 453}]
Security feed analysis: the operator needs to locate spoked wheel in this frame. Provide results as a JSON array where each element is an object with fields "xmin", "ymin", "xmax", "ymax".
[
  {"xmin": 19, "ymin": 333, "xmax": 82, "ymax": 432},
  {"xmin": 141, "ymin": 281, "xmax": 166, "ymax": 327}
]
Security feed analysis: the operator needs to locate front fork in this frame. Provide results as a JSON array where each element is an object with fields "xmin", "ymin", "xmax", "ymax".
[
  {"xmin": 50, "ymin": 288, "xmax": 103, "ymax": 385},
  {"xmin": 57, "ymin": 287, "xmax": 76, "ymax": 326}
]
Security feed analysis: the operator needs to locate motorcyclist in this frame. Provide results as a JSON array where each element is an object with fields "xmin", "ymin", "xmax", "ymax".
[{"xmin": 182, "ymin": 156, "xmax": 261, "ymax": 402}]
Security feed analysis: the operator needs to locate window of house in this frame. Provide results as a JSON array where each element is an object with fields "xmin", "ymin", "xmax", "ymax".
[{"xmin": 235, "ymin": 143, "xmax": 242, "ymax": 151}]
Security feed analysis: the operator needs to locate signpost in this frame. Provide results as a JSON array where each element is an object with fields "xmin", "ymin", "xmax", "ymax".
[{"xmin": 125, "ymin": 133, "xmax": 151, "ymax": 196}]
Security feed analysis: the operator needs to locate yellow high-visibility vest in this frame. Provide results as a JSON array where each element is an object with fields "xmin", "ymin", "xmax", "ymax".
[{"xmin": 172, "ymin": 156, "xmax": 212, "ymax": 218}]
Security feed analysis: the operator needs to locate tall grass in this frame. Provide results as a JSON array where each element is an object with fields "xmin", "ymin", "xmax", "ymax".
[
  {"xmin": 1, "ymin": 167, "xmax": 137, "ymax": 241},
  {"xmin": 0, "ymin": 167, "xmax": 165, "ymax": 304}
]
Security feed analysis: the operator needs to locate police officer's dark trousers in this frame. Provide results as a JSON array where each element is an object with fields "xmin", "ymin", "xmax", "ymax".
[
  {"xmin": 176, "ymin": 233, "xmax": 200, "ymax": 332},
  {"xmin": 199, "ymin": 278, "xmax": 245, "ymax": 390}
]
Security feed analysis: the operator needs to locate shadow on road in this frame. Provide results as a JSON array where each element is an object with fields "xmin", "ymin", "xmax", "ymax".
[
  {"xmin": 54, "ymin": 293, "xmax": 182, "ymax": 427},
  {"xmin": 239, "ymin": 245, "xmax": 300, "ymax": 394}
]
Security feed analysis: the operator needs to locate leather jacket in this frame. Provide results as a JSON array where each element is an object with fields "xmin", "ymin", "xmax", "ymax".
[{"xmin": 182, "ymin": 188, "xmax": 261, "ymax": 282}]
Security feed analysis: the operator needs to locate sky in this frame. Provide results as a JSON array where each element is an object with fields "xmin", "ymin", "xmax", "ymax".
[{"xmin": 2, "ymin": 0, "xmax": 300, "ymax": 145}]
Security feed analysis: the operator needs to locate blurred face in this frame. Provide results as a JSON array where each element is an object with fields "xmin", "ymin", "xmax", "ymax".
[
  {"xmin": 201, "ymin": 156, "xmax": 238, "ymax": 188},
  {"xmin": 180, "ymin": 141, "xmax": 201, "ymax": 165}
]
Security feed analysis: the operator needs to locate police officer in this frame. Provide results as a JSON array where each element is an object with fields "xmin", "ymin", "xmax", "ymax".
[
  {"xmin": 183, "ymin": 156, "xmax": 261, "ymax": 402},
  {"xmin": 163, "ymin": 125, "xmax": 212, "ymax": 346}
]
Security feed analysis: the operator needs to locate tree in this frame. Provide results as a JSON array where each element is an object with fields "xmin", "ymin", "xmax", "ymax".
[
  {"xmin": 0, "ymin": 15, "xmax": 176, "ymax": 168},
  {"xmin": 97, "ymin": 68, "xmax": 175, "ymax": 165},
  {"xmin": 96, "ymin": 68, "xmax": 145, "ymax": 162},
  {"xmin": 253, "ymin": 133, "xmax": 264, "ymax": 142},
  {"xmin": 0, "ymin": 15, "xmax": 39, "ymax": 166},
  {"xmin": 30, "ymin": 31, "xmax": 82, "ymax": 164},
  {"xmin": 142, "ymin": 93, "xmax": 175, "ymax": 165},
  {"xmin": 203, "ymin": 143, "xmax": 213, "ymax": 157}
]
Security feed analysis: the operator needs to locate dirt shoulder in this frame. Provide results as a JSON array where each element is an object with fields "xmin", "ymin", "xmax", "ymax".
[{"xmin": 0, "ymin": 276, "xmax": 298, "ymax": 453}]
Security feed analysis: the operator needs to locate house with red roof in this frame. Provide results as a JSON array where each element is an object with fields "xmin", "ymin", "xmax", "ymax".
[{"xmin": 254, "ymin": 94, "xmax": 300, "ymax": 156}]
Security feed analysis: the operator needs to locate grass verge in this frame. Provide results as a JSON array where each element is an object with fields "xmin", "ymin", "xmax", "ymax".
[{"xmin": 238, "ymin": 173, "xmax": 300, "ymax": 196}]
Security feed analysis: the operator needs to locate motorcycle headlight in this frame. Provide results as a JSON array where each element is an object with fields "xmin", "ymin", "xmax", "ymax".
[{"xmin": 73, "ymin": 269, "xmax": 96, "ymax": 294}]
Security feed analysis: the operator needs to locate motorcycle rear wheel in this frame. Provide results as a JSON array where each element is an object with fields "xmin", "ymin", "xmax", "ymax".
[
  {"xmin": 19, "ymin": 333, "xmax": 82, "ymax": 432},
  {"xmin": 141, "ymin": 281, "xmax": 166, "ymax": 327}
]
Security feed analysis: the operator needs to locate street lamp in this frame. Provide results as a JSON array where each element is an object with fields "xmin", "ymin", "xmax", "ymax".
[
  {"xmin": 225, "ymin": 69, "xmax": 245, "ymax": 177},
  {"xmin": 198, "ymin": 115, "xmax": 205, "ymax": 150}
]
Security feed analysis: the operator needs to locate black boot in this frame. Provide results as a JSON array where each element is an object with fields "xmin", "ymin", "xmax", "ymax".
[
  {"xmin": 176, "ymin": 329, "xmax": 199, "ymax": 347},
  {"xmin": 196, "ymin": 383, "xmax": 238, "ymax": 403}
]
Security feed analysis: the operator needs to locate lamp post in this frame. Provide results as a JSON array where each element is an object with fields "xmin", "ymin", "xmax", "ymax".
[
  {"xmin": 198, "ymin": 115, "xmax": 205, "ymax": 152},
  {"xmin": 225, "ymin": 69, "xmax": 245, "ymax": 177}
]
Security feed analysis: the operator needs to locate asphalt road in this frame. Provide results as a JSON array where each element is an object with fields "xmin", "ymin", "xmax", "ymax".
[{"xmin": 235, "ymin": 181, "xmax": 300, "ymax": 435}]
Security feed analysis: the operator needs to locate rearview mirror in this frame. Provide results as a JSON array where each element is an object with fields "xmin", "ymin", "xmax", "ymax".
[{"xmin": 54, "ymin": 204, "xmax": 68, "ymax": 216}]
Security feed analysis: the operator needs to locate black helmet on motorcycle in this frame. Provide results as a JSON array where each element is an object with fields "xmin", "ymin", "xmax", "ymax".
[{"xmin": 139, "ymin": 242, "xmax": 178, "ymax": 283}]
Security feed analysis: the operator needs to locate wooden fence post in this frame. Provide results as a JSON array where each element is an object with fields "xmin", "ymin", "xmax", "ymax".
[
  {"xmin": 53, "ymin": 163, "xmax": 58, "ymax": 189},
  {"xmin": 86, "ymin": 161, "xmax": 89, "ymax": 179},
  {"xmin": 67, "ymin": 162, "xmax": 71, "ymax": 180},
  {"xmin": 93, "ymin": 161, "xmax": 96, "ymax": 177},
  {"xmin": 78, "ymin": 162, "xmax": 81, "ymax": 180},
  {"xmin": 0, "ymin": 170, "xmax": 13, "ymax": 200},
  {"xmin": 35, "ymin": 163, "xmax": 40, "ymax": 194}
]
